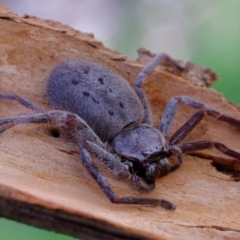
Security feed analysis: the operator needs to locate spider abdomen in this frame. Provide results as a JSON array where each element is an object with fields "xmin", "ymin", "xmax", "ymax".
[{"xmin": 47, "ymin": 61, "xmax": 144, "ymax": 142}]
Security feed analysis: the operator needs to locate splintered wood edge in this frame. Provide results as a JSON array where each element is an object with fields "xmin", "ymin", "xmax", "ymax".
[
  {"xmin": 0, "ymin": 184, "xmax": 147, "ymax": 240},
  {"xmin": 1, "ymin": 4, "xmax": 240, "ymax": 240}
]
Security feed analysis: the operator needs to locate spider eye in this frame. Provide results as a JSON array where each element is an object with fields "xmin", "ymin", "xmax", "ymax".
[
  {"xmin": 142, "ymin": 152, "xmax": 149, "ymax": 157},
  {"xmin": 159, "ymin": 146, "xmax": 167, "ymax": 152}
]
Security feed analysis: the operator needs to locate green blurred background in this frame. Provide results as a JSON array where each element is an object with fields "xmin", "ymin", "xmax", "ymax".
[{"xmin": 0, "ymin": 0, "xmax": 240, "ymax": 239}]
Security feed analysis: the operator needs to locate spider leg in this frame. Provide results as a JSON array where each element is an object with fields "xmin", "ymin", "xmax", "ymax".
[
  {"xmin": 134, "ymin": 53, "xmax": 168, "ymax": 125},
  {"xmin": 0, "ymin": 110, "xmax": 103, "ymax": 146},
  {"xmin": 0, "ymin": 112, "xmax": 49, "ymax": 133},
  {"xmin": 0, "ymin": 93, "xmax": 43, "ymax": 112},
  {"xmin": 85, "ymin": 140, "xmax": 131, "ymax": 178},
  {"xmin": 132, "ymin": 173, "xmax": 155, "ymax": 193},
  {"xmin": 177, "ymin": 141, "xmax": 240, "ymax": 160},
  {"xmin": 0, "ymin": 93, "xmax": 43, "ymax": 132},
  {"xmin": 160, "ymin": 95, "xmax": 240, "ymax": 138},
  {"xmin": 80, "ymin": 144, "xmax": 176, "ymax": 210},
  {"xmin": 169, "ymin": 110, "xmax": 205, "ymax": 144}
]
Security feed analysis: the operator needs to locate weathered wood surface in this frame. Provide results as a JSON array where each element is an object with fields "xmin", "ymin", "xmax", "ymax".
[{"xmin": 0, "ymin": 5, "xmax": 240, "ymax": 240}]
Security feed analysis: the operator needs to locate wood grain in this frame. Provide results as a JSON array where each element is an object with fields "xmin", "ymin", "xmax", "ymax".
[{"xmin": 0, "ymin": 4, "xmax": 240, "ymax": 240}]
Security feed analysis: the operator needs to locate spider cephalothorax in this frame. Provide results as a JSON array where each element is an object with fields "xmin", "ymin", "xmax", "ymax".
[
  {"xmin": 112, "ymin": 124, "xmax": 176, "ymax": 183},
  {"xmin": 1, "ymin": 53, "xmax": 240, "ymax": 210}
]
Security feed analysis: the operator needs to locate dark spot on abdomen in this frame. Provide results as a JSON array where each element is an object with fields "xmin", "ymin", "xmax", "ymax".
[
  {"xmin": 91, "ymin": 97, "xmax": 99, "ymax": 104},
  {"xmin": 119, "ymin": 102, "xmax": 124, "ymax": 108},
  {"xmin": 98, "ymin": 77, "xmax": 104, "ymax": 84},
  {"xmin": 84, "ymin": 67, "xmax": 90, "ymax": 74},
  {"xmin": 83, "ymin": 91, "xmax": 90, "ymax": 97},
  {"xmin": 72, "ymin": 79, "xmax": 79, "ymax": 84},
  {"xmin": 109, "ymin": 111, "xmax": 114, "ymax": 116}
]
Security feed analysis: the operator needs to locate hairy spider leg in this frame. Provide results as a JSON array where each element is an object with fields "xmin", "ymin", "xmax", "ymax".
[
  {"xmin": 159, "ymin": 97, "xmax": 240, "ymax": 160},
  {"xmin": 178, "ymin": 141, "xmax": 240, "ymax": 160},
  {"xmin": 160, "ymin": 95, "xmax": 240, "ymax": 138},
  {"xmin": 0, "ymin": 93, "xmax": 43, "ymax": 132},
  {"xmin": 81, "ymin": 144, "xmax": 176, "ymax": 210},
  {"xmin": 132, "ymin": 173, "xmax": 156, "ymax": 192},
  {"xmin": 170, "ymin": 109, "xmax": 240, "ymax": 145},
  {"xmin": 0, "ymin": 93, "xmax": 43, "ymax": 112},
  {"xmin": 84, "ymin": 140, "xmax": 129, "ymax": 177},
  {"xmin": 134, "ymin": 53, "xmax": 168, "ymax": 125}
]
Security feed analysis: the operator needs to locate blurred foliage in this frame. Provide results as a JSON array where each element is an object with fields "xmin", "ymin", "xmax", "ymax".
[
  {"xmin": 189, "ymin": 1, "xmax": 240, "ymax": 103},
  {"xmin": 0, "ymin": 218, "xmax": 76, "ymax": 240},
  {"xmin": 111, "ymin": 1, "xmax": 240, "ymax": 104},
  {"xmin": 1, "ymin": 0, "xmax": 240, "ymax": 239}
]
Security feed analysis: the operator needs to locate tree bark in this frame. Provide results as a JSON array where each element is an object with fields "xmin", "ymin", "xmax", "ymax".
[{"xmin": 0, "ymin": 4, "xmax": 240, "ymax": 240}]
